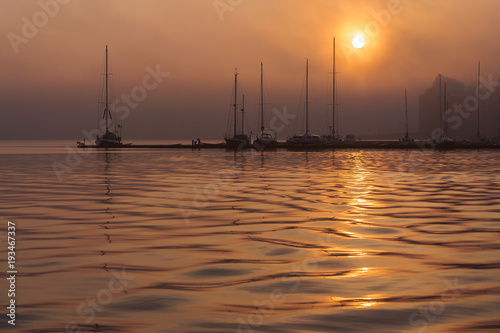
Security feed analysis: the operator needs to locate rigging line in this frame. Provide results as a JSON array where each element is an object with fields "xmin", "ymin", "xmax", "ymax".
[
  {"xmin": 324, "ymin": 52, "xmax": 334, "ymax": 135},
  {"xmin": 107, "ymin": 56, "xmax": 118, "ymax": 131},
  {"xmin": 263, "ymin": 73, "xmax": 270, "ymax": 129},
  {"xmin": 225, "ymin": 76, "xmax": 236, "ymax": 136},
  {"xmin": 295, "ymin": 72, "xmax": 306, "ymax": 135},
  {"xmin": 325, "ymin": 69, "xmax": 331, "ymax": 134},
  {"xmin": 309, "ymin": 75, "xmax": 321, "ymax": 134},
  {"xmin": 97, "ymin": 59, "xmax": 107, "ymax": 129},
  {"xmin": 337, "ymin": 73, "xmax": 342, "ymax": 135}
]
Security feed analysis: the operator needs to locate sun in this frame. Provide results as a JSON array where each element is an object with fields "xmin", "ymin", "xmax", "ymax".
[{"xmin": 352, "ymin": 33, "xmax": 365, "ymax": 49}]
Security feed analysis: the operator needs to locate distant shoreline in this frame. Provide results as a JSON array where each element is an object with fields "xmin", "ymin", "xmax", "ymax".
[{"xmin": 76, "ymin": 140, "xmax": 500, "ymax": 150}]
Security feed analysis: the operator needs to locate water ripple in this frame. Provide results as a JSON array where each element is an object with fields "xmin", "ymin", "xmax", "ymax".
[{"xmin": 1, "ymin": 147, "xmax": 500, "ymax": 332}]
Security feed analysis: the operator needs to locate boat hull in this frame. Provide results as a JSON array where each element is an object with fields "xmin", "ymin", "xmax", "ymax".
[
  {"xmin": 96, "ymin": 131, "xmax": 123, "ymax": 148},
  {"xmin": 286, "ymin": 134, "xmax": 326, "ymax": 145},
  {"xmin": 225, "ymin": 134, "xmax": 251, "ymax": 149},
  {"xmin": 322, "ymin": 135, "xmax": 343, "ymax": 144},
  {"xmin": 254, "ymin": 137, "xmax": 277, "ymax": 148}
]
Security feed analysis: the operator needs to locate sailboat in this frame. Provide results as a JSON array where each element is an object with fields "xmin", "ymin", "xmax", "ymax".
[
  {"xmin": 254, "ymin": 62, "xmax": 277, "ymax": 147},
  {"xmin": 399, "ymin": 88, "xmax": 413, "ymax": 144},
  {"xmin": 225, "ymin": 71, "xmax": 250, "ymax": 148},
  {"xmin": 323, "ymin": 37, "xmax": 343, "ymax": 144},
  {"xmin": 287, "ymin": 59, "xmax": 324, "ymax": 145},
  {"xmin": 95, "ymin": 46, "xmax": 123, "ymax": 148}
]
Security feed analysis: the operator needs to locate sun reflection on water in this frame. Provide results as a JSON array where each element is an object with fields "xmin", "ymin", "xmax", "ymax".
[{"xmin": 358, "ymin": 297, "xmax": 377, "ymax": 308}]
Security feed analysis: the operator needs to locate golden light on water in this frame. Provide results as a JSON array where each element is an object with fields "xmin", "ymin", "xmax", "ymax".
[
  {"xmin": 358, "ymin": 297, "xmax": 377, "ymax": 308},
  {"xmin": 330, "ymin": 293, "xmax": 380, "ymax": 309},
  {"xmin": 338, "ymin": 267, "xmax": 372, "ymax": 279},
  {"xmin": 348, "ymin": 250, "xmax": 366, "ymax": 258}
]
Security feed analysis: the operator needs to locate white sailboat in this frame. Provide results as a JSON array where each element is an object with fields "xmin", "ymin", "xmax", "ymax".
[
  {"xmin": 254, "ymin": 62, "xmax": 277, "ymax": 147},
  {"xmin": 287, "ymin": 58, "xmax": 324, "ymax": 145},
  {"xmin": 225, "ymin": 71, "xmax": 250, "ymax": 148},
  {"xmin": 95, "ymin": 46, "xmax": 123, "ymax": 148}
]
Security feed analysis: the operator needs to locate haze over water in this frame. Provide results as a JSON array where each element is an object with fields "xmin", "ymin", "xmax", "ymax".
[
  {"xmin": 2, "ymin": 1, "xmax": 500, "ymax": 140},
  {"xmin": 1, "ymin": 141, "xmax": 499, "ymax": 332}
]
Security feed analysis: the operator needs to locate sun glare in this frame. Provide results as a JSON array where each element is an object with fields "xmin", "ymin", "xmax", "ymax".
[{"xmin": 352, "ymin": 33, "xmax": 365, "ymax": 48}]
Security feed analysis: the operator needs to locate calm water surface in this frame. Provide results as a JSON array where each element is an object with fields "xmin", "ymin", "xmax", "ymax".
[{"xmin": 0, "ymin": 141, "xmax": 499, "ymax": 333}]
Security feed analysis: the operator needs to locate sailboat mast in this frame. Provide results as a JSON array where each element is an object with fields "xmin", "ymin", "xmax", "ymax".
[
  {"xmin": 332, "ymin": 37, "xmax": 336, "ymax": 136},
  {"xmin": 306, "ymin": 58, "xmax": 309, "ymax": 136},
  {"xmin": 260, "ymin": 62, "xmax": 264, "ymax": 133},
  {"xmin": 241, "ymin": 95, "xmax": 245, "ymax": 135},
  {"xmin": 405, "ymin": 88, "xmax": 409, "ymax": 140},
  {"xmin": 438, "ymin": 74, "xmax": 442, "ymax": 134},
  {"xmin": 105, "ymin": 45, "xmax": 109, "ymax": 133},
  {"xmin": 233, "ymin": 71, "xmax": 238, "ymax": 138},
  {"xmin": 477, "ymin": 61, "xmax": 480, "ymax": 137},
  {"xmin": 444, "ymin": 82, "xmax": 448, "ymax": 137}
]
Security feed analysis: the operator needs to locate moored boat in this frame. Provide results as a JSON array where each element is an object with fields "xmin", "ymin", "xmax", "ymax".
[
  {"xmin": 399, "ymin": 88, "xmax": 414, "ymax": 146},
  {"xmin": 254, "ymin": 62, "xmax": 277, "ymax": 148},
  {"xmin": 94, "ymin": 46, "xmax": 124, "ymax": 148},
  {"xmin": 224, "ymin": 71, "xmax": 250, "ymax": 149},
  {"xmin": 322, "ymin": 37, "xmax": 343, "ymax": 144},
  {"xmin": 287, "ymin": 59, "xmax": 325, "ymax": 146}
]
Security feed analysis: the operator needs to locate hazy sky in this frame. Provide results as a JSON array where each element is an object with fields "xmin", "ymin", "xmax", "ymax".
[{"xmin": 1, "ymin": 0, "xmax": 499, "ymax": 140}]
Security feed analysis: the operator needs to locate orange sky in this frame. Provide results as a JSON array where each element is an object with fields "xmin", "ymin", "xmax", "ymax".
[{"xmin": 1, "ymin": 0, "xmax": 499, "ymax": 140}]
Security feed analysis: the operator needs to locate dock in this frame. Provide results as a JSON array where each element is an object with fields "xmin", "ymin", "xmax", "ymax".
[{"xmin": 77, "ymin": 140, "xmax": 500, "ymax": 150}]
